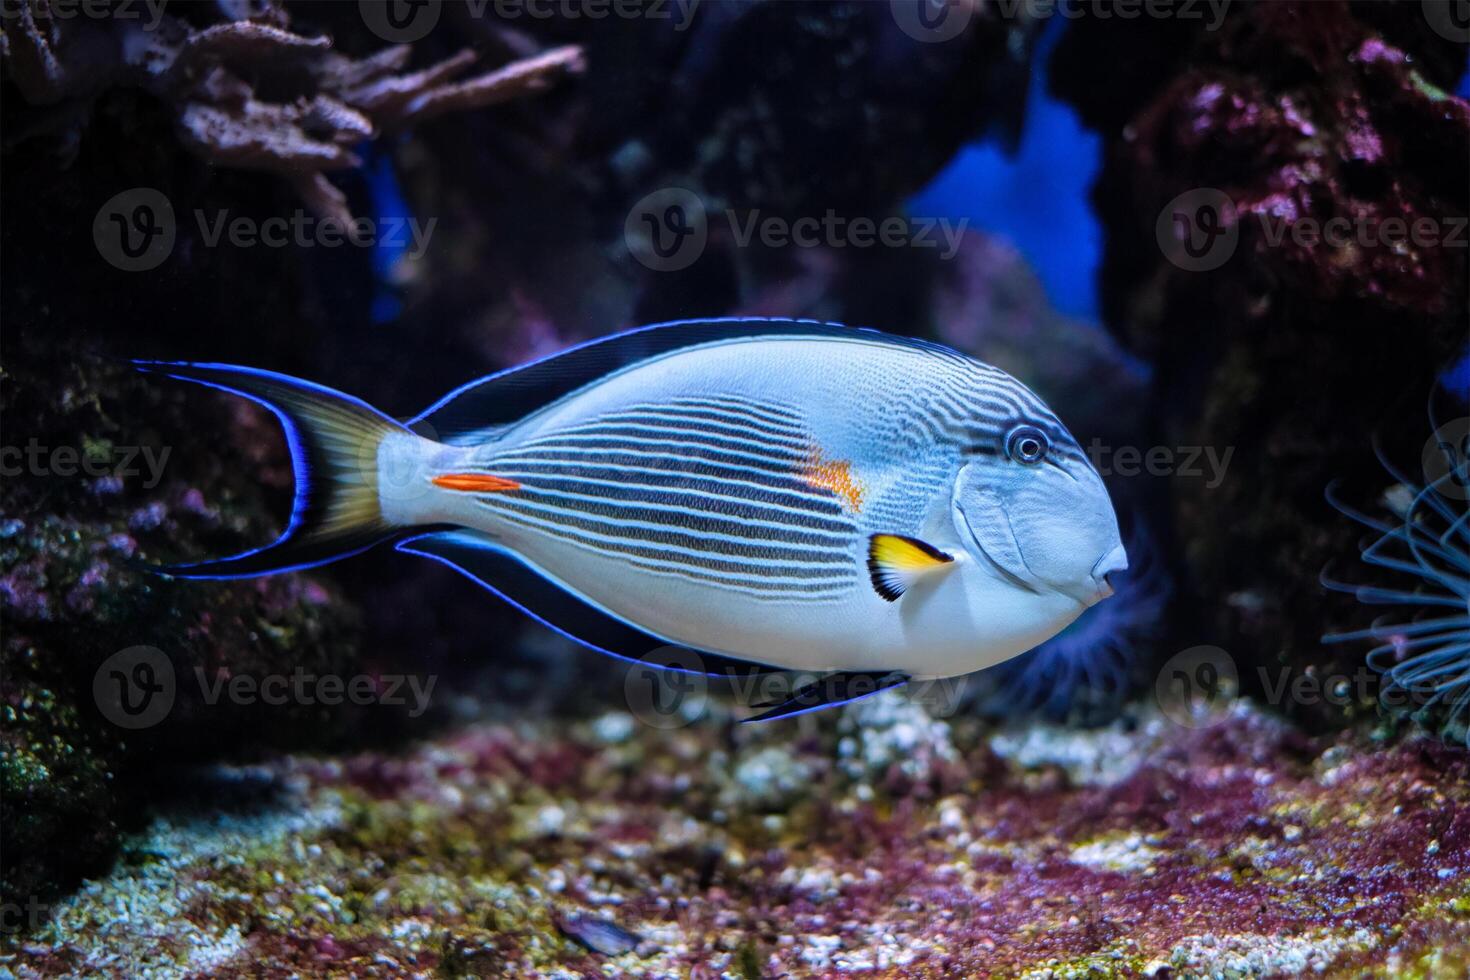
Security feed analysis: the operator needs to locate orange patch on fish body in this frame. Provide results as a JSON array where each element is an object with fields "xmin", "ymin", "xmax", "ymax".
[
  {"xmin": 802, "ymin": 449, "xmax": 864, "ymax": 513},
  {"xmin": 432, "ymin": 473, "xmax": 521, "ymax": 492}
]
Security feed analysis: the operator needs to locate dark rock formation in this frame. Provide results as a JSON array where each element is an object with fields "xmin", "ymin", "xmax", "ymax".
[{"xmin": 1050, "ymin": 0, "xmax": 1470, "ymax": 731}]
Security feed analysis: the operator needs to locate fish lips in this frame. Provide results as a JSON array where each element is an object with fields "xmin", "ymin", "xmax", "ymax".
[{"xmin": 1089, "ymin": 543, "xmax": 1129, "ymax": 605}]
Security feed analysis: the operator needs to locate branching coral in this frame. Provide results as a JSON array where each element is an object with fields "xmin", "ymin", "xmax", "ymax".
[
  {"xmin": 0, "ymin": 0, "xmax": 584, "ymax": 222},
  {"xmin": 1323, "ymin": 400, "xmax": 1470, "ymax": 745}
]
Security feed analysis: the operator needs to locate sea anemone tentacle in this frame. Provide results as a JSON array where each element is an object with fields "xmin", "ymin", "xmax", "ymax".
[{"xmin": 1323, "ymin": 412, "xmax": 1470, "ymax": 746}]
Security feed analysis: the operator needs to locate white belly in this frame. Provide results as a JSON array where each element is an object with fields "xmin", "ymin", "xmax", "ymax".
[{"xmin": 445, "ymin": 492, "xmax": 1083, "ymax": 679}]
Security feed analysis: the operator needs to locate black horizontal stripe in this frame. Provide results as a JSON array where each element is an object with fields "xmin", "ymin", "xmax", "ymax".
[
  {"xmin": 491, "ymin": 447, "xmax": 819, "ymax": 493},
  {"xmin": 542, "ymin": 422, "xmax": 809, "ymax": 461},
  {"xmin": 603, "ymin": 408, "xmax": 808, "ymax": 447},
  {"xmin": 495, "ymin": 439, "xmax": 812, "ymax": 482},
  {"xmin": 482, "ymin": 494, "xmax": 853, "ymax": 557},
  {"xmin": 618, "ymin": 556, "xmax": 851, "ymax": 597},
  {"xmin": 488, "ymin": 462, "xmax": 847, "ymax": 516},
  {"xmin": 486, "ymin": 504, "xmax": 856, "ymax": 585},
  {"xmin": 501, "ymin": 481, "xmax": 855, "ymax": 535},
  {"xmin": 671, "ymin": 395, "xmax": 804, "ymax": 427},
  {"xmin": 590, "ymin": 411, "xmax": 811, "ymax": 452}
]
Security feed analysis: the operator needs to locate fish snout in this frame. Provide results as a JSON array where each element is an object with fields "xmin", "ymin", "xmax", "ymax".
[{"xmin": 1087, "ymin": 543, "xmax": 1129, "ymax": 606}]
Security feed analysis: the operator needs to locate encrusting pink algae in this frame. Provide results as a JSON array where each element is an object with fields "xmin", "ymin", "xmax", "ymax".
[{"xmin": 5, "ymin": 695, "xmax": 1466, "ymax": 978}]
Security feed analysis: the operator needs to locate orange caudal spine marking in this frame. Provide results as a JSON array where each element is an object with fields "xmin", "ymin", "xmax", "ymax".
[
  {"xmin": 802, "ymin": 448, "xmax": 864, "ymax": 513},
  {"xmin": 432, "ymin": 473, "xmax": 521, "ymax": 492}
]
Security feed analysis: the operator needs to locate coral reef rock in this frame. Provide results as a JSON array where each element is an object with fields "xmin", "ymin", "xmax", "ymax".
[{"xmin": 5, "ymin": 707, "xmax": 1468, "ymax": 976}]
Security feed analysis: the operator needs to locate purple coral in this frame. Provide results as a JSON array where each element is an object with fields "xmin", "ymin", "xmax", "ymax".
[{"xmin": 1, "ymin": 0, "xmax": 584, "ymax": 222}]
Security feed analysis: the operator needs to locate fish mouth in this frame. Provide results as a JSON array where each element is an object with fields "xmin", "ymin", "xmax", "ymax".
[{"xmin": 1085, "ymin": 543, "xmax": 1129, "ymax": 607}]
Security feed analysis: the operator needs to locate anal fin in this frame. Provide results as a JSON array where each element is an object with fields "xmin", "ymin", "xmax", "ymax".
[
  {"xmin": 744, "ymin": 670, "xmax": 910, "ymax": 722},
  {"xmin": 396, "ymin": 530, "xmax": 781, "ymax": 678}
]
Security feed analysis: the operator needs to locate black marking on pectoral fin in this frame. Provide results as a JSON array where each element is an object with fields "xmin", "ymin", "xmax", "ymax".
[
  {"xmin": 396, "ymin": 530, "xmax": 782, "ymax": 678},
  {"xmin": 743, "ymin": 670, "xmax": 911, "ymax": 722},
  {"xmin": 866, "ymin": 534, "xmax": 954, "ymax": 602}
]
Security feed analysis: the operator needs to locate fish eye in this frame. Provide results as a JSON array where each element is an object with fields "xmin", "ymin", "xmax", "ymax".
[{"xmin": 1005, "ymin": 424, "xmax": 1049, "ymax": 465}]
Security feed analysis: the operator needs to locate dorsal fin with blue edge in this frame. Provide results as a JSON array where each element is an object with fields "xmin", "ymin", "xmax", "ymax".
[
  {"xmin": 396, "ymin": 529, "xmax": 783, "ymax": 678},
  {"xmin": 409, "ymin": 317, "xmax": 959, "ymax": 445}
]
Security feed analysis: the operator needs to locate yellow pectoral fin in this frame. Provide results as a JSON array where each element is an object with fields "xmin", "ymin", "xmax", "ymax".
[{"xmin": 866, "ymin": 533, "xmax": 955, "ymax": 602}]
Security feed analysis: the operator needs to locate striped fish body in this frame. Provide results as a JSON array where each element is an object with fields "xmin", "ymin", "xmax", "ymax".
[
  {"xmin": 144, "ymin": 318, "xmax": 1124, "ymax": 707},
  {"xmin": 386, "ymin": 334, "xmax": 1082, "ymax": 679}
]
